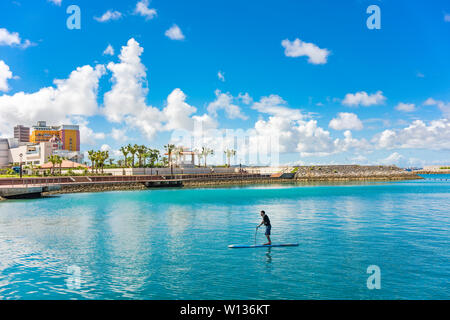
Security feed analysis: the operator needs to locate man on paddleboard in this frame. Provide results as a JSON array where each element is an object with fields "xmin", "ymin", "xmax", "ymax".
[{"xmin": 257, "ymin": 210, "xmax": 271, "ymax": 245}]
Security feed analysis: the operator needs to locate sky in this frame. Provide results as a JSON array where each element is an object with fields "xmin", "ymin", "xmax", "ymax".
[{"xmin": 0, "ymin": 0, "xmax": 449, "ymax": 167}]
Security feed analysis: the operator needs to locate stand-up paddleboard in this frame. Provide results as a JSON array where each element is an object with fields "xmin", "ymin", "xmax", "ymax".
[{"xmin": 228, "ymin": 243, "xmax": 299, "ymax": 248}]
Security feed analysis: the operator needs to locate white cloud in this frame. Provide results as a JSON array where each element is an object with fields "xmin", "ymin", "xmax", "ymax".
[
  {"xmin": 0, "ymin": 64, "xmax": 105, "ymax": 137},
  {"xmin": 395, "ymin": 102, "xmax": 415, "ymax": 112},
  {"xmin": 281, "ymin": 38, "xmax": 330, "ymax": 64},
  {"xmin": 100, "ymin": 144, "xmax": 111, "ymax": 152},
  {"xmin": 103, "ymin": 44, "xmax": 114, "ymax": 56},
  {"xmin": 218, "ymin": 71, "xmax": 225, "ymax": 82},
  {"xmin": 342, "ymin": 91, "xmax": 386, "ymax": 107},
  {"xmin": 207, "ymin": 90, "xmax": 248, "ymax": 120},
  {"xmin": 251, "ymin": 95, "xmax": 303, "ymax": 120},
  {"xmin": 102, "ymin": 38, "xmax": 213, "ymax": 140},
  {"xmin": 238, "ymin": 92, "xmax": 252, "ymax": 105},
  {"xmin": 0, "ymin": 28, "xmax": 34, "ymax": 48},
  {"xmin": 111, "ymin": 128, "xmax": 128, "ymax": 142},
  {"xmin": 424, "ymin": 98, "xmax": 450, "ymax": 117},
  {"xmin": 103, "ymin": 38, "xmax": 153, "ymax": 123},
  {"xmin": 162, "ymin": 88, "xmax": 198, "ymax": 131},
  {"xmin": 0, "ymin": 60, "xmax": 14, "ymax": 92},
  {"xmin": 134, "ymin": 0, "xmax": 157, "ymax": 20},
  {"xmin": 48, "ymin": 0, "xmax": 62, "ymax": 5},
  {"xmin": 74, "ymin": 117, "xmax": 105, "ymax": 145},
  {"xmin": 165, "ymin": 24, "xmax": 185, "ymax": 40},
  {"xmin": 445, "ymin": 13, "xmax": 450, "ymax": 22},
  {"xmin": 329, "ymin": 112, "xmax": 363, "ymax": 131},
  {"xmin": 94, "ymin": 10, "xmax": 122, "ymax": 22},
  {"xmin": 416, "ymin": 72, "xmax": 425, "ymax": 78},
  {"xmin": 373, "ymin": 119, "xmax": 450, "ymax": 151},
  {"xmin": 379, "ymin": 152, "xmax": 404, "ymax": 165}
]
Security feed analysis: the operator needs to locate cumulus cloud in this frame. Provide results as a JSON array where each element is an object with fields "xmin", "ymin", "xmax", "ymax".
[
  {"xmin": 165, "ymin": 24, "xmax": 185, "ymax": 40},
  {"xmin": 373, "ymin": 119, "xmax": 450, "ymax": 150},
  {"xmin": 0, "ymin": 28, "xmax": 34, "ymax": 48},
  {"xmin": 207, "ymin": 90, "xmax": 248, "ymax": 120},
  {"xmin": 281, "ymin": 38, "xmax": 330, "ymax": 64},
  {"xmin": 103, "ymin": 44, "xmax": 114, "ymax": 56},
  {"xmin": 102, "ymin": 38, "xmax": 214, "ymax": 140},
  {"xmin": 395, "ymin": 102, "xmax": 415, "ymax": 112},
  {"xmin": 0, "ymin": 64, "xmax": 105, "ymax": 137},
  {"xmin": 134, "ymin": 0, "xmax": 157, "ymax": 20},
  {"xmin": 111, "ymin": 127, "xmax": 129, "ymax": 142},
  {"xmin": 329, "ymin": 112, "xmax": 363, "ymax": 130},
  {"xmin": 342, "ymin": 91, "xmax": 386, "ymax": 107},
  {"xmin": 94, "ymin": 10, "xmax": 122, "ymax": 22},
  {"xmin": 251, "ymin": 95, "xmax": 303, "ymax": 120},
  {"xmin": 379, "ymin": 152, "xmax": 404, "ymax": 165},
  {"xmin": 103, "ymin": 38, "xmax": 153, "ymax": 123},
  {"xmin": 0, "ymin": 60, "xmax": 14, "ymax": 92}
]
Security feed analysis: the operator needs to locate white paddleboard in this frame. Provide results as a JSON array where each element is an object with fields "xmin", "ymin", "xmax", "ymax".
[{"xmin": 228, "ymin": 243, "xmax": 299, "ymax": 248}]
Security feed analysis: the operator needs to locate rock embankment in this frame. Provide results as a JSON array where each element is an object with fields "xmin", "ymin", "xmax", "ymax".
[
  {"xmin": 44, "ymin": 182, "xmax": 148, "ymax": 195},
  {"xmin": 294, "ymin": 165, "xmax": 420, "ymax": 181}
]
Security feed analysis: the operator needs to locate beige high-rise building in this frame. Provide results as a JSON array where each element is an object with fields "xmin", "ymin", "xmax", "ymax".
[{"xmin": 14, "ymin": 125, "xmax": 30, "ymax": 143}]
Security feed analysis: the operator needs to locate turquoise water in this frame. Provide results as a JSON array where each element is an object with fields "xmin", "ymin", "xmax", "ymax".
[{"xmin": 0, "ymin": 176, "xmax": 449, "ymax": 299}]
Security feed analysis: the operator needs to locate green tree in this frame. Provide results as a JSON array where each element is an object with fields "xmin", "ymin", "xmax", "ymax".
[
  {"xmin": 119, "ymin": 146, "xmax": 129, "ymax": 168},
  {"xmin": 164, "ymin": 144, "xmax": 175, "ymax": 168},
  {"xmin": 200, "ymin": 147, "xmax": 214, "ymax": 168},
  {"xmin": 224, "ymin": 149, "xmax": 236, "ymax": 167}
]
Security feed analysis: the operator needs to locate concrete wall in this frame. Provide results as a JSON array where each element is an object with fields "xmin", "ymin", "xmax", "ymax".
[
  {"xmin": 101, "ymin": 167, "xmax": 237, "ymax": 176},
  {"xmin": 423, "ymin": 165, "xmax": 450, "ymax": 171}
]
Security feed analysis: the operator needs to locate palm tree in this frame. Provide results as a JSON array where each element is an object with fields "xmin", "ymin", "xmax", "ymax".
[
  {"xmin": 120, "ymin": 146, "xmax": 129, "ymax": 168},
  {"xmin": 56, "ymin": 156, "xmax": 63, "ymax": 174},
  {"xmin": 164, "ymin": 144, "xmax": 175, "ymax": 167},
  {"xmin": 126, "ymin": 144, "xmax": 137, "ymax": 167},
  {"xmin": 147, "ymin": 149, "xmax": 160, "ymax": 167},
  {"xmin": 200, "ymin": 147, "xmax": 214, "ymax": 168},
  {"xmin": 136, "ymin": 145, "xmax": 147, "ymax": 168},
  {"xmin": 87, "ymin": 150, "xmax": 96, "ymax": 173},
  {"xmin": 97, "ymin": 150, "xmax": 109, "ymax": 173},
  {"xmin": 224, "ymin": 149, "xmax": 236, "ymax": 167},
  {"xmin": 48, "ymin": 155, "xmax": 58, "ymax": 175}
]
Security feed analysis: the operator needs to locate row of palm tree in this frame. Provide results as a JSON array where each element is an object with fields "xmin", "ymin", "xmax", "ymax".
[
  {"xmin": 48, "ymin": 155, "xmax": 63, "ymax": 174},
  {"xmin": 87, "ymin": 150, "xmax": 110, "ymax": 173},
  {"xmin": 119, "ymin": 144, "xmax": 161, "ymax": 168},
  {"xmin": 87, "ymin": 144, "xmax": 237, "ymax": 169}
]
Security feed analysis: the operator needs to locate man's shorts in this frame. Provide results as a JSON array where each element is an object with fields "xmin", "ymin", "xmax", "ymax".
[{"xmin": 265, "ymin": 225, "xmax": 271, "ymax": 235}]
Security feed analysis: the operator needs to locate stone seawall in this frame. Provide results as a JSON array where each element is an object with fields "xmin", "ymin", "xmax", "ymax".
[
  {"xmin": 294, "ymin": 165, "xmax": 420, "ymax": 181},
  {"xmin": 44, "ymin": 182, "xmax": 148, "ymax": 195}
]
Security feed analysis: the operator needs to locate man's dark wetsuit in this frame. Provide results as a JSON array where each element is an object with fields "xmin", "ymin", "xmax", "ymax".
[{"xmin": 263, "ymin": 215, "xmax": 271, "ymax": 235}]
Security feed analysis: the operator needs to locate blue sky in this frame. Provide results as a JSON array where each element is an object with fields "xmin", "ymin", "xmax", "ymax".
[{"xmin": 0, "ymin": 0, "xmax": 449, "ymax": 167}]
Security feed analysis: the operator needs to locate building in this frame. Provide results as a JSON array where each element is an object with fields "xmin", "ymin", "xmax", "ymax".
[
  {"xmin": 30, "ymin": 121, "xmax": 80, "ymax": 152},
  {"xmin": 14, "ymin": 125, "xmax": 30, "ymax": 143},
  {"xmin": 8, "ymin": 142, "xmax": 53, "ymax": 166},
  {"xmin": 0, "ymin": 139, "xmax": 9, "ymax": 168}
]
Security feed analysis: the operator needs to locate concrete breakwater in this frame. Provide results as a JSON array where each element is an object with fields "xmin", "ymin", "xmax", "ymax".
[{"xmin": 294, "ymin": 165, "xmax": 420, "ymax": 180}]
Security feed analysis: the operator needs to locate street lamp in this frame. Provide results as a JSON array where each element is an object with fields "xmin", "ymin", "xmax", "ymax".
[{"xmin": 19, "ymin": 153, "xmax": 23, "ymax": 179}]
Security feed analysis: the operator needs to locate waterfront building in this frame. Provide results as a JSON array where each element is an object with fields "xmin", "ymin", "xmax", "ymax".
[
  {"xmin": 8, "ymin": 142, "xmax": 53, "ymax": 166},
  {"xmin": 30, "ymin": 121, "xmax": 80, "ymax": 152},
  {"xmin": 0, "ymin": 138, "xmax": 9, "ymax": 168},
  {"xmin": 14, "ymin": 125, "xmax": 30, "ymax": 143}
]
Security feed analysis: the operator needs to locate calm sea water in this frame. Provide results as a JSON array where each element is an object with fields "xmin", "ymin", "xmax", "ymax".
[{"xmin": 0, "ymin": 175, "xmax": 449, "ymax": 300}]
